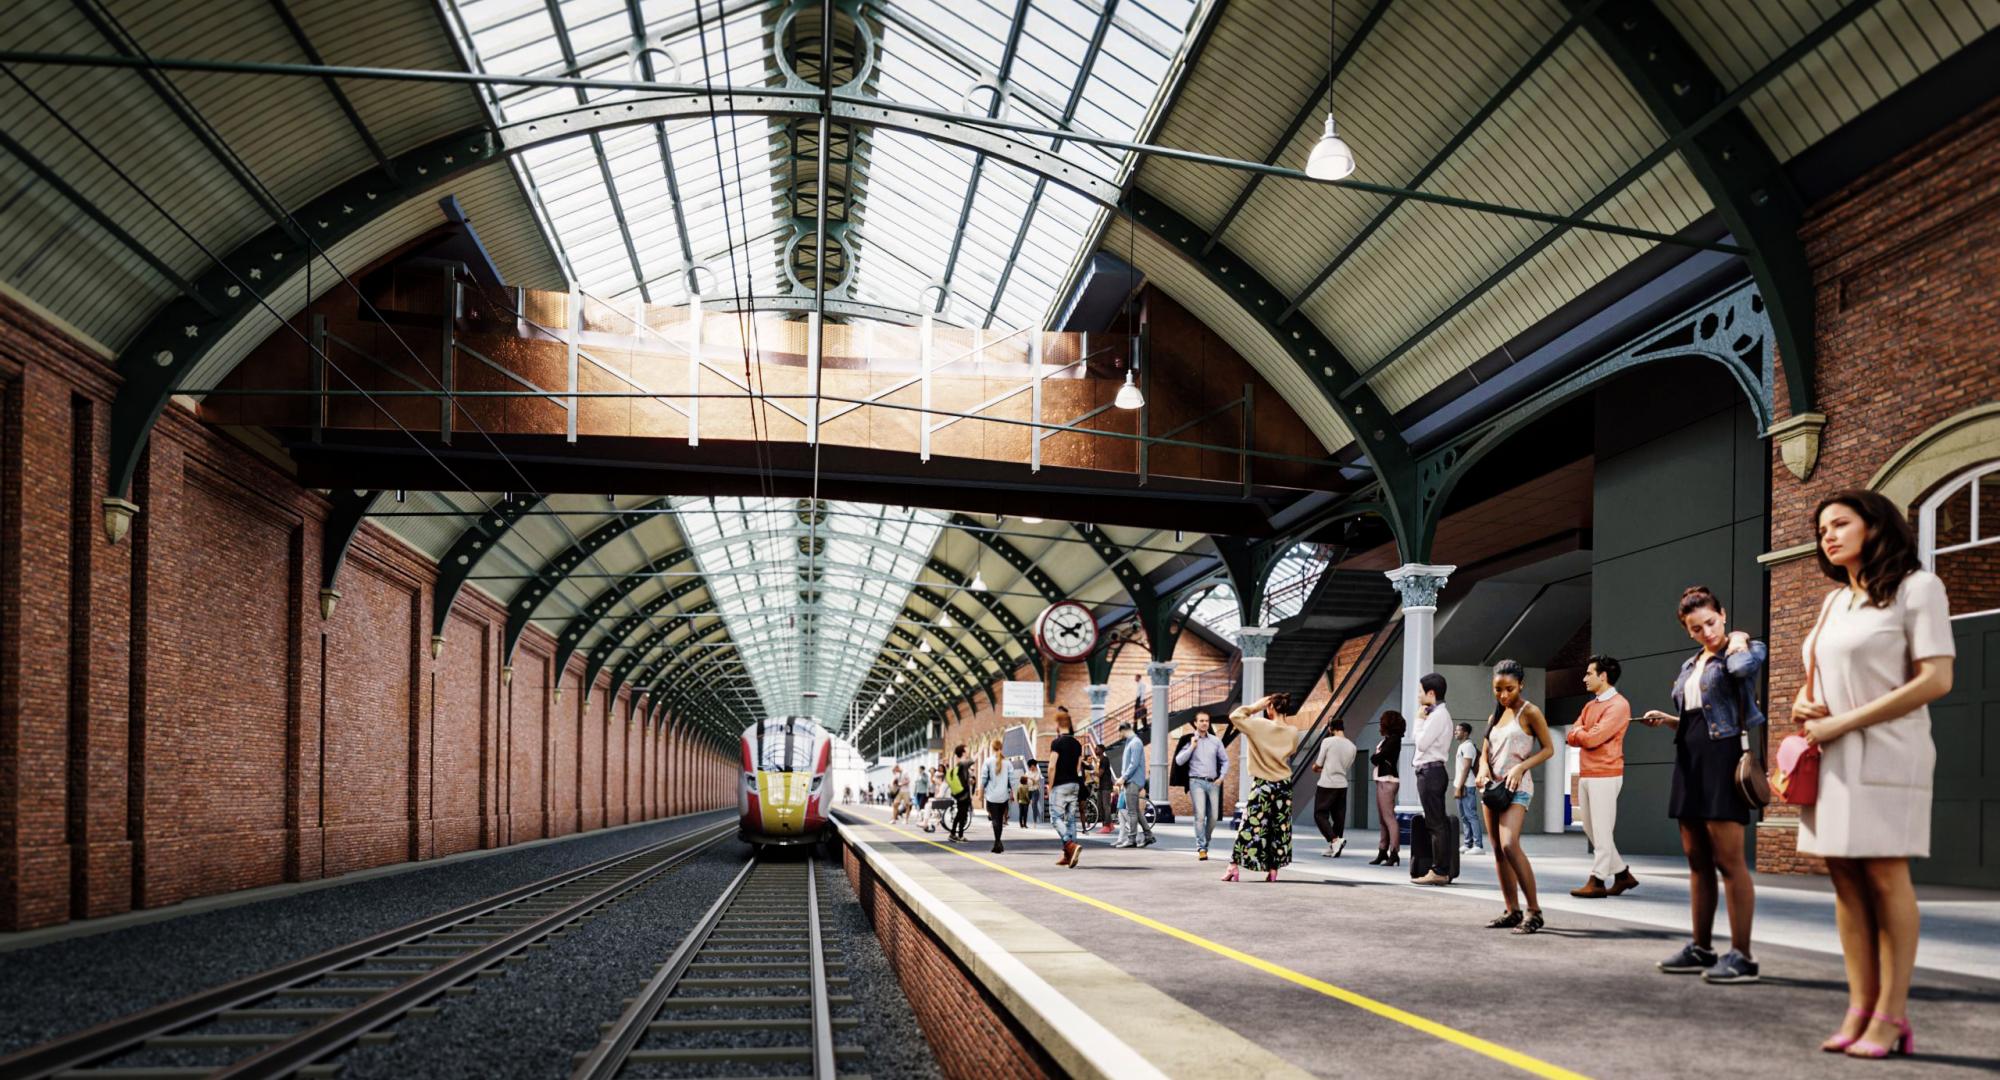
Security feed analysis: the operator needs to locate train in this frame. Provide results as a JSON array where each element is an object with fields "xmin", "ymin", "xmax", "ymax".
[{"xmin": 738, "ymin": 715, "xmax": 834, "ymax": 848}]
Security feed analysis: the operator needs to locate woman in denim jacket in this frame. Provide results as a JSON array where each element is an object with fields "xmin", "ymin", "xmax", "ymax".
[{"xmin": 1638, "ymin": 585, "xmax": 1766, "ymax": 985}]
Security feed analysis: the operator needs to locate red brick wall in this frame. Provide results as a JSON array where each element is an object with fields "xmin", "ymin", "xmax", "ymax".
[
  {"xmin": 1758, "ymin": 101, "xmax": 2000, "ymax": 874},
  {"xmin": 0, "ymin": 295, "xmax": 732, "ymax": 930},
  {"xmin": 322, "ymin": 557, "xmax": 418, "ymax": 877},
  {"xmin": 434, "ymin": 611, "xmax": 490, "ymax": 856},
  {"xmin": 840, "ymin": 836, "xmax": 1055, "ymax": 1080},
  {"xmin": 507, "ymin": 652, "xmax": 548, "ymax": 843}
]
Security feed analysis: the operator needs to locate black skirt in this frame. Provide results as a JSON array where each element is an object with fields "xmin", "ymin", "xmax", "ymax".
[{"xmin": 1669, "ymin": 707, "xmax": 1752, "ymax": 824}]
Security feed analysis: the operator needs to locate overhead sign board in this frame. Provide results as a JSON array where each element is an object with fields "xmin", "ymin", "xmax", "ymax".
[{"xmin": 1001, "ymin": 680, "xmax": 1044, "ymax": 719}]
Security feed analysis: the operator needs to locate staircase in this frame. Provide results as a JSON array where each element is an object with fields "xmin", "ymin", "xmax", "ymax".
[
  {"xmin": 1261, "ymin": 568, "xmax": 1399, "ymax": 707},
  {"xmin": 1082, "ymin": 656, "xmax": 1239, "ymax": 747}
]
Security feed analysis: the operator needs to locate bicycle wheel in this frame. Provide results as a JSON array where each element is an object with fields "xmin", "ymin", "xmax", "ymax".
[
  {"xmin": 1142, "ymin": 801, "xmax": 1158, "ymax": 827},
  {"xmin": 1079, "ymin": 798, "xmax": 1099, "ymax": 830}
]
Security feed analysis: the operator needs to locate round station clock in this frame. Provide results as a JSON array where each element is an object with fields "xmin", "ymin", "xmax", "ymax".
[{"xmin": 1034, "ymin": 600, "xmax": 1099, "ymax": 662}]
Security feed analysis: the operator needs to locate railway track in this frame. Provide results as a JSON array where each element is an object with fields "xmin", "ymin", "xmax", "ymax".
[
  {"xmin": 0, "ymin": 819, "xmax": 735, "ymax": 1080},
  {"xmin": 572, "ymin": 854, "xmax": 856, "ymax": 1080}
]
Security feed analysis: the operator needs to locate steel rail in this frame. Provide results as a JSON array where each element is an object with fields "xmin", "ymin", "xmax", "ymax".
[
  {"xmin": 570, "ymin": 853, "xmax": 848, "ymax": 1080},
  {"xmin": 0, "ymin": 819, "xmax": 733, "ymax": 1080}
]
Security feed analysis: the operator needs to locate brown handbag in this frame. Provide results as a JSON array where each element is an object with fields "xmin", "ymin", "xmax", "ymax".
[{"xmin": 1735, "ymin": 730, "xmax": 1771, "ymax": 809}]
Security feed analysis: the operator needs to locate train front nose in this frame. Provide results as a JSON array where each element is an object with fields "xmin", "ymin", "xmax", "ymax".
[{"xmin": 757, "ymin": 772, "xmax": 813, "ymax": 835}]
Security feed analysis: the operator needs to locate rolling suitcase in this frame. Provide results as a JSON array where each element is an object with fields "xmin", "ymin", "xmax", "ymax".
[{"xmin": 1409, "ymin": 814, "xmax": 1461, "ymax": 880}]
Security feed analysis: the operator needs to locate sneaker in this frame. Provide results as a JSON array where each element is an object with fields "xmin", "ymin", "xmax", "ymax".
[
  {"xmin": 1658, "ymin": 942, "xmax": 1719, "ymax": 974},
  {"xmin": 1331, "ymin": 838, "xmax": 1346, "ymax": 858},
  {"xmin": 1321, "ymin": 845, "xmax": 1337, "ymax": 858},
  {"xmin": 1703, "ymin": 950, "xmax": 1760, "ymax": 985},
  {"xmin": 1467, "ymin": 845, "xmax": 1487, "ymax": 855},
  {"xmin": 1110, "ymin": 840, "xmax": 1133, "ymax": 849},
  {"xmin": 1140, "ymin": 835, "xmax": 1156, "ymax": 848}
]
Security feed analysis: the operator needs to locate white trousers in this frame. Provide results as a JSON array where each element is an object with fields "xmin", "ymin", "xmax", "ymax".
[{"xmin": 1577, "ymin": 775, "xmax": 1626, "ymax": 880}]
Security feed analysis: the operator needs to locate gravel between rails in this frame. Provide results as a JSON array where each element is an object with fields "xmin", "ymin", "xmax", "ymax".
[
  {"xmin": 0, "ymin": 812, "xmax": 732, "ymax": 1058},
  {"xmin": 339, "ymin": 847, "xmax": 942, "ymax": 1080}
]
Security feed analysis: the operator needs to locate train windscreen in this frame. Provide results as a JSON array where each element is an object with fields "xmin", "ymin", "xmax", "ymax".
[{"xmin": 755, "ymin": 718, "xmax": 815, "ymax": 773}]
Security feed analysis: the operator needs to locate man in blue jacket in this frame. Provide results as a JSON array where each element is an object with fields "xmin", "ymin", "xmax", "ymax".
[{"xmin": 1112, "ymin": 721, "xmax": 1154, "ymax": 848}]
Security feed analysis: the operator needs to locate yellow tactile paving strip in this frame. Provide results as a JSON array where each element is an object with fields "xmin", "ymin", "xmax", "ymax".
[
  {"xmin": 838, "ymin": 814, "xmax": 1310, "ymax": 1080},
  {"xmin": 857, "ymin": 815, "xmax": 1590, "ymax": 1080}
]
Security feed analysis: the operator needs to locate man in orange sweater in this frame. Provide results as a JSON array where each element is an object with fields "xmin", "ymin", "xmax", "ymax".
[{"xmin": 1568, "ymin": 655, "xmax": 1638, "ymax": 898}]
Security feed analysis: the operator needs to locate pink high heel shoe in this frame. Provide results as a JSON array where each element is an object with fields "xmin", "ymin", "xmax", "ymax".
[
  {"xmin": 1265, "ymin": 870, "xmax": 1279, "ymax": 882},
  {"xmin": 1821, "ymin": 1006, "xmax": 1871, "ymax": 1052},
  {"xmin": 1221, "ymin": 865, "xmax": 1239, "ymax": 882},
  {"xmin": 1845, "ymin": 1014, "xmax": 1914, "ymax": 1059}
]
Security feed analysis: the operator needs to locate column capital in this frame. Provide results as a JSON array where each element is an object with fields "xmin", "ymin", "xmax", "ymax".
[
  {"xmin": 1145, "ymin": 661, "xmax": 1177, "ymax": 684},
  {"xmin": 1384, "ymin": 563, "xmax": 1456, "ymax": 610},
  {"xmin": 1234, "ymin": 625, "xmax": 1278, "ymax": 659},
  {"xmin": 1086, "ymin": 684, "xmax": 1110, "ymax": 707}
]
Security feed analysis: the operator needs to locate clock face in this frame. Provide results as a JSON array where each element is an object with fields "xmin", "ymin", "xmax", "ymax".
[{"xmin": 1036, "ymin": 601, "xmax": 1098, "ymax": 662}]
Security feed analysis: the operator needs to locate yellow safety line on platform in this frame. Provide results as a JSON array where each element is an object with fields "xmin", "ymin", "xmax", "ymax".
[{"xmin": 872, "ymin": 819, "xmax": 1590, "ymax": 1080}]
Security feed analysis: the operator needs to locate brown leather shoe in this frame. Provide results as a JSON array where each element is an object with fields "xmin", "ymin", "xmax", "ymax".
[
  {"xmin": 1067, "ymin": 842, "xmax": 1081, "ymax": 868},
  {"xmin": 1570, "ymin": 876, "xmax": 1609, "ymax": 898},
  {"xmin": 1056, "ymin": 843, "xmax": 1073, "ymax": 867},
  {"xmin": 1608, "ymin": 868, "xmax": 1639, "ymax": 895}
]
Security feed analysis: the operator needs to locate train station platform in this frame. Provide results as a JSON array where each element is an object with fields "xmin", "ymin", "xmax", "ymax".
[{"xmin": 833, "ymin": 806, "xmax": 2000, "ymax": 1079}]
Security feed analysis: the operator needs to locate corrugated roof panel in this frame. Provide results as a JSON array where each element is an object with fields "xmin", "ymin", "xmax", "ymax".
[
  {"xmin": 1104, "ymin": 217, "xmax": 1352, "ymax": 453},
  {"xmin": 1134, "ymin": 0, "xmax": 1349, "ymax": 228},
  {"xmin": 101, "ymin": 0, "xmax": 376, "ymax": 211},
  {"xmin": 293, "ymin": 0, "xmax": 489, "ymax": 156},
  {"xmin": 1222, "ymin": 0, "xmax": 1565, "ymax": 300},
  {"xmin": 1665, "ymin": 0, "xmax": 1997, "ymax": 161},
  {"xmin": 1371, "ymin": 154, "xmax": 1706, "ymax": 411}
]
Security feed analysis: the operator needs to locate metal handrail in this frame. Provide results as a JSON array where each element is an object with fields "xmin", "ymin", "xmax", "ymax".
[{"xmin": 1286, "ymin": 617, "xmax": 1403, "ymax": 786}]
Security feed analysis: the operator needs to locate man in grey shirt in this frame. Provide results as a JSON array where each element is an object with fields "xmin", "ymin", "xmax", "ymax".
[{"xmin": 1173, "ymin": 710, "xmax": 1229, "ymax": 860}]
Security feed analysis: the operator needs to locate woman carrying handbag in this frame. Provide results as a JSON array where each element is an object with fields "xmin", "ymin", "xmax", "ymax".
[{"xmin": 1796, "ymin": 492, "xmax": 1955, "ymax": 1059}]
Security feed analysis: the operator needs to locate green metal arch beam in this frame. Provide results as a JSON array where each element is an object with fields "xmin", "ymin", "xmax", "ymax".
[
  {"xmin": 908, "ymin": 584, "xmax": 1006, "ymax": 707},
  {"xmin": 571, "ymin": 550, "xmax": 701, "ymax": 690},
  {"xmin": 319, "ymin": 489, "xmax": 382, "ymax": 602},
  {"xmin": 1212, "ymin": 536, "xmax": 1280, "ymax": 628},
  {"xmin": 1071, "ymin": 523, "xmax": 1169, "ymax": 655},
  {"xmin": 107, "ymin": 128, "xmax": 503, "ymax": 502},
  {"xmin": 948, "ymin": 514, "xmax": 1065, "ymax": 603},
  {"xmin": 609, "ymin": 605, "xmax": 723, "ymax": 698},
  {"xmin": 884, "ymin": 620, "xmax": 978, "ymax": 719},
  {"xmin": 1417, "ymin": 284, "xmax": 1772, "ymax": 545},
  {"xmin": 1568, "ymin": 0, "xmax": 1816, "ymax": 415},
  {"xmin": 923, "ymin": 555, "xmax": 1040, "ymax": 680},
  {"xmin": 433, "ymin": 494, "xmax": 541, "ymax": 645},
  {"xmin": 1120, "ymin": 191, "xmax": 1428, "ymax": 560},
  {"xmin": 618, "ymin": 619, "xmax": 728, "ymax": 706},
  {"xmin": 503, "ymin": 497, "xmax": 675, "ymax": 665}
]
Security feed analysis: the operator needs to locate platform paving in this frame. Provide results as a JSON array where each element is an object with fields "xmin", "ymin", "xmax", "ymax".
[{"xmin": 842, "ymin": 806, "xmax": 2000, "ymax": 1079}]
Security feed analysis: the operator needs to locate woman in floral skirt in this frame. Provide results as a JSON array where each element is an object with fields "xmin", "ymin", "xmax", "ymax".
[{"xmin": 1224, "ymin": 693, "xmax": 1303, "ymax": 881}]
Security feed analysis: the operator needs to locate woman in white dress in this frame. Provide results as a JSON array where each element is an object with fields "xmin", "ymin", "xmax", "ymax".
[{"xmin": 1797, "ymin": 491, "xmax": 1955, "ymax": 1059}]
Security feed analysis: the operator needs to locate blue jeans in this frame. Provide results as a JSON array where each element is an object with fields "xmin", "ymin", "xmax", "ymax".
[
  {"xmin": 1188, "ymin": 777, "xmax": 1221, "ymax": 852},
  {"xmin": 1051, "ymin": 783, "xmax": 1080, "ymax": 843},
  {"xmin": 1457, "ymin": 788, "xmax": 1486, "ymax": 849}
]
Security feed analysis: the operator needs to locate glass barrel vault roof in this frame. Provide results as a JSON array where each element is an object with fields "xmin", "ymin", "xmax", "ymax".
[{"xmin": 440, "ymin": 0, "xmax": 1202, "ymax": 327}]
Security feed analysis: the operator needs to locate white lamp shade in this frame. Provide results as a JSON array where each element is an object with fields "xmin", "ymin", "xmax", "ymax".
[
  {"xmin": 1305, "ymin": 113, "xmax": 1355, "ymax": 180},
  {"xmin": 1113, "ymin": 370, "xmax": 1146, "ymax": 410}
]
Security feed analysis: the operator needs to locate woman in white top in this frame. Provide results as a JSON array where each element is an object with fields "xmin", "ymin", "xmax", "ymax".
[
  {"xmin": 1310, "ymin": 720, "xmax": 1358, "ymax": 857},
  {"xmin": 981, "ymin": 738, "xmax": 1018, "ymax": 855},
  {"xmin": 1797, "ymin": 492, "xmax": 1955, "ymax": 1059},
  {"xmin": 1475, "ymin": 659, "xmax": 1555, "ymax": 934}
]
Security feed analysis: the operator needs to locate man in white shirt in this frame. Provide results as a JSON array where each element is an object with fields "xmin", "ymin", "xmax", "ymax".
[
  {"xmin": 1412, "ymin": 672, "xmax": 1456, "ymax": 885},
  {"xmin": 1452, "ymin": 722, "xmax": 1486, "ymax": 854},
  {"xmin": 1310, "ymin": 720, "xmax": 1359, "ymax": 857}
]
